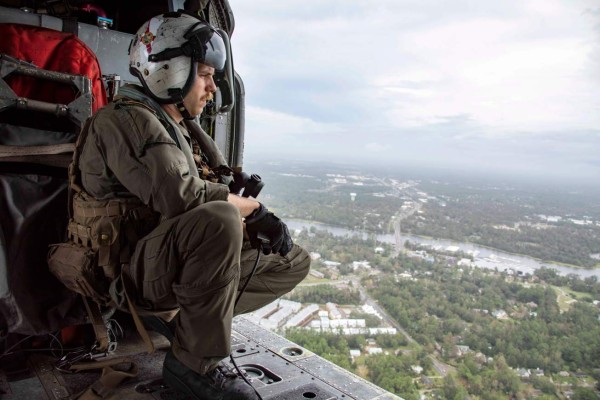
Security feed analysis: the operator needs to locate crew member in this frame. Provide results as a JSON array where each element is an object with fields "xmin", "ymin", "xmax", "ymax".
[{"xmin": 77, "ymin": 12, "xmax": 310, "ymax": 399}]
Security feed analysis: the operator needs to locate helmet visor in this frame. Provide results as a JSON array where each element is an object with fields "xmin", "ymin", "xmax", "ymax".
[{"xmin": 185, "ymin": 24, "xmax": 227, "ymax": 71}]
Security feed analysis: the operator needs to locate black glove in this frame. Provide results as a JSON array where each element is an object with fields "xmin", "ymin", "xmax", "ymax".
[{"xmin": 245, "ymin": 203, "xmax": 293, "ymax": 256}]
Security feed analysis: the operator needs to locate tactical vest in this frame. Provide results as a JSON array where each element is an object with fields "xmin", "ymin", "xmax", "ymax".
[
  {"xmin": 47, "ymin": 85, "xmax": 224, "ymax": 305},
  {"xmin": 48, "ymin": 114, "xmax": 159, "ymax": 307}
]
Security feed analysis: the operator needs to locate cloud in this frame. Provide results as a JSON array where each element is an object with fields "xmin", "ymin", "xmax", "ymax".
[
  {"xmin": 229, "ymin": 0, "xmax": 600, "ymax": 184},
  {"xmin": 365, "ymin": 142, "xmax": 391, "ymax": 152}
]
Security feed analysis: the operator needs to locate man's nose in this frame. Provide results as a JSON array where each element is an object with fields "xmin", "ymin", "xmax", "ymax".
[{"xmin": 209, "ymin": 76, "xmax": 217, "ymax": 92}]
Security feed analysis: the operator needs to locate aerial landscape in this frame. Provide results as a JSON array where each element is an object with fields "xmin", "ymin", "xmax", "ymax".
[
  {"xmin": 1, "ymin": 0, "xmax": 598, "ymax": 399},
  {"xmin": 239, "ymin": 158, "xmax": 600, "ymax": 400}
]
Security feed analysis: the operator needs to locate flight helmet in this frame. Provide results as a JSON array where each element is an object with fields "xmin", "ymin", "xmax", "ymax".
[{"xmin": 129, "ymin": 12, "xmax": 227, "ymax": 111}]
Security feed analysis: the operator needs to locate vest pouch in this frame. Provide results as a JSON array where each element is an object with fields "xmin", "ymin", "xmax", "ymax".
[{"xmin": 48, "ymin": 242, "xmax": 111, "ymax": 305}]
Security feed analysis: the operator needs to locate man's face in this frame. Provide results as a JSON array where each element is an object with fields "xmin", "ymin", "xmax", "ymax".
[{"xmin": 183, "ymin": 63, "xmax": 217, "ymax": 117}]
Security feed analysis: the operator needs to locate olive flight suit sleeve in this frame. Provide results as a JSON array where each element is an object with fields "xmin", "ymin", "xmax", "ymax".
[{"xmin": 87, "ymin": 105, "xmax": 229, "ymax": 218}]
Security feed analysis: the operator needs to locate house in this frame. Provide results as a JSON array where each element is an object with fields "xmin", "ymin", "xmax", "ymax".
[
  {"xmin": 411, "ymin": 365, "xmax": 423, "ymax": 374},
  {"xmin": 492, "ymin": 310, "xmax": 508, "ymax": 319},
  {"xmin": 397, "ymin": 272, "xmax": 413, "ymax": 280},
  {"xmin": 352, "ymin": 261, "xmax": 371, "ymax": 270},
  {"xmin": 421, "ymin": 376, "xmax": 433, "ymax": 388},
  {"xmin": 456, "ymin": 345, "xmax": 471, "ymax": 356},
  {"xmin": 517, "ymin": 369, "xmax": 530, "ymax": 379},
  {"xmin": 532, "ymin": 368, "xmax": 544, "ymax": 377},
  {"xmin": 349, "ymin": 349, "xmax": 361, "ymax": 360}
]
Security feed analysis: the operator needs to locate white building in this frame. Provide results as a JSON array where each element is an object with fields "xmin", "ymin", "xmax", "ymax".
[
  {"xmin": 284, "ymin": 304, "xmax": 319, "ymax": 328},
  {"xmin": 267, "ymin": 307, "xmax": 295, "ymax": 328},
  {"xmin": 411, "ymin": 365, "xmax": 423, "ymax": 374},
  {"xmin": 326, "ymin": 302, "xmax": 342, "ymax": 319},
  {"xmin": 330, "ymin": 319, "xmax": 366, "ymax": 328},
  {"xmin": 352, "ymin": 261, "xmax": 371, "ymax": 270},
  {"xmin": 309, "ymin": 270, "xmax": 325, "ymax": 279},
  {"xmin": 368, "ymin": 327, "xmax": 397, "ymax": 335},
  {"xmin": 249, "ymin": 301, "xmax": 279, "ymax": 321},
  {"xmin": 323, "ymin": 261, "xmax": 341, "ymax": 267}
]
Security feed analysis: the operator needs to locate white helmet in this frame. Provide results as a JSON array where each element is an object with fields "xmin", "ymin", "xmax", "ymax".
[{"xmin": 129, "ymin": 11, "xmax": 228, "ymax": 104}]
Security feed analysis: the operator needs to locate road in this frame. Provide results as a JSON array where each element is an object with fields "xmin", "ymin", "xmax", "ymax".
[
  {"xmin": 354, "ymin": 282, "xmax": 417, "ymax": 345},
  {"xmin": 429, "ymin": 355, "xmax": 456, "ymax": 377},
  {"xmin": 350, "ymin": 277, "xmax": 455, "ymax": 377}
]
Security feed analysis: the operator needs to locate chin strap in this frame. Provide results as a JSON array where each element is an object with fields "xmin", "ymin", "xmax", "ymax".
[
  {"xmin": 176, "ymin": 100, "xmax": 196, "ymax": 120},
  {"xmin": 168, "ymin": 88, "xmax": 196, "ymax": 120}
]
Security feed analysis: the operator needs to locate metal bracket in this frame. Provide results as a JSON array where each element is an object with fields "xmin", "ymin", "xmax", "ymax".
[{"xmin": 0, "ymin": 53, "xmax": 93, "ymax": 126}]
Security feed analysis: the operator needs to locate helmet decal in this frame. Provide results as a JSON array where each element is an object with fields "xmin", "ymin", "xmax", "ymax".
[{"xmin": 140, "ymin": 25, "xmax": 156, "ymax": 53}]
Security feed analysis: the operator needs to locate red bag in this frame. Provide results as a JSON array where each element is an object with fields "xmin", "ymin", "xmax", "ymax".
[{"xmin": 0, "ymin": 23, "xmax": 107, "ymax": 112}]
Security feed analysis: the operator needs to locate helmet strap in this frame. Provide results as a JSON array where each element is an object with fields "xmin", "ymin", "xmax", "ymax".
[
  {"xmin": 168, "ymin": 88, "xmax": 195, "ymax": 120},
  {"xmin": 177, "ymin": 100, "xmax": 195, "ymax": 120}
]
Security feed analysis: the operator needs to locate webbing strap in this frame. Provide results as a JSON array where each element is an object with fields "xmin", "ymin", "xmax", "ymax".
[
  {"xmin": 68, "ymin": 116, "xmax": 96, "ymax": 216},
  {"xmin": 124, "ymin": 286, "xmax": 155, "ymax": 354},
  {"xmin": 73, "ymin": 202, "xmax": 122, "ymax": 218},
  {"xmin": 82, "ymin": 296, "xmax": 110, "ymax": 353},
  {"xmin": 0, "ymin": 143, "xmax": 75, "ymax": 157},
  {"xmin": 69, "ymin": 357, "xmax": 138, "ymax": 400}
]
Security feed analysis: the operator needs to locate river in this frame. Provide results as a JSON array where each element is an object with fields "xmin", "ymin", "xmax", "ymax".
[{"xmin": 286, "ymin": 220, "xmax": 600, "ymax": 279}]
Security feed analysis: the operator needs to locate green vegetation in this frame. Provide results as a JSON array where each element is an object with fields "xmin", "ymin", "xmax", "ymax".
[
  {"xmin": 286, "ymin": 226, "xmax": 600, "ymax": 399},
  {"xmin": 255, "ymin": 163, "xmax": 600, "ymax": 268},
  {"xmin": 369, "ymin": 264, "xmax": 600, "ymax": 373},
  {"xmin": 285, "ymin": 329, "xmax": 422, "ymax": 400},
  {"xmin": 285, "ymin": 284, "xmax": 361, "ymax": 305}
]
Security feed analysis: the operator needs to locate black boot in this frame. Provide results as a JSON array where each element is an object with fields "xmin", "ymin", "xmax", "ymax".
[{"xmin": 163, "ymin": 351, "xmax": 259, "ymax": 400}]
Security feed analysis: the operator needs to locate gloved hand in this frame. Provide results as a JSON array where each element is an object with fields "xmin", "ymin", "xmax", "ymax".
[{"xmin": 245, "ymin": 203, "xmax": 293, "ymax": 256}]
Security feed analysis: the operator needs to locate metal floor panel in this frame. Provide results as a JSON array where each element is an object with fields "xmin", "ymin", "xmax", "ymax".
[{"xmin": 1, "ymin": 317, "xmax": 402, "ymax": 400}]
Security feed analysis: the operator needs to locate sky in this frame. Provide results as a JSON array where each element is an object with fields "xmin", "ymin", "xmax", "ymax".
[{"xmin": 227, "ymin": 0, "xmax": 600, "ymax": 184}]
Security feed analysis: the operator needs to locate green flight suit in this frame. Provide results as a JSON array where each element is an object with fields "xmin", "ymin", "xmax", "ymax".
[{"xmin": 78, "ymin": 85, "xmax": 310, "ymax": 374}]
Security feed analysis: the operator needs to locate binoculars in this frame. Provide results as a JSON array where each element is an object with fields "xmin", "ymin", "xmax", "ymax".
[{"xmin": 229, "ymin": 171, "xmax": 264, "ymax": 198}]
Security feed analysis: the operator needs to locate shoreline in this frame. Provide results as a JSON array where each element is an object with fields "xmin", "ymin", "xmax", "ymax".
[{"xmin": 287, "ymin": 218, "xmax": 600, "ymax": 272}]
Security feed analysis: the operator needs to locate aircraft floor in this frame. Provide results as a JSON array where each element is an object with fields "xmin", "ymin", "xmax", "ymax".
[{"xmin": 1, "ymin": 317, "xmax": 402, "ymax": 400}]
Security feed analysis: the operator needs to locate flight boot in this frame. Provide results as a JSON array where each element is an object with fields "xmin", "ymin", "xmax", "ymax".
[{"xmin": 163, "ymin": 351, "xmax": 259, "ymax": 400}]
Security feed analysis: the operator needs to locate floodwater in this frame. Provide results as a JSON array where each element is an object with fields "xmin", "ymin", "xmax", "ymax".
[{"xmin": 287, "ymin": 220, "xmax": 600, "ymax": 279}]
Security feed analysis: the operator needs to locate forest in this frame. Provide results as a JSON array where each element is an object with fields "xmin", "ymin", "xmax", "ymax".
[{"xmin": 286, "ymin": 225, "xmax": 600, "ymax": 399}]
